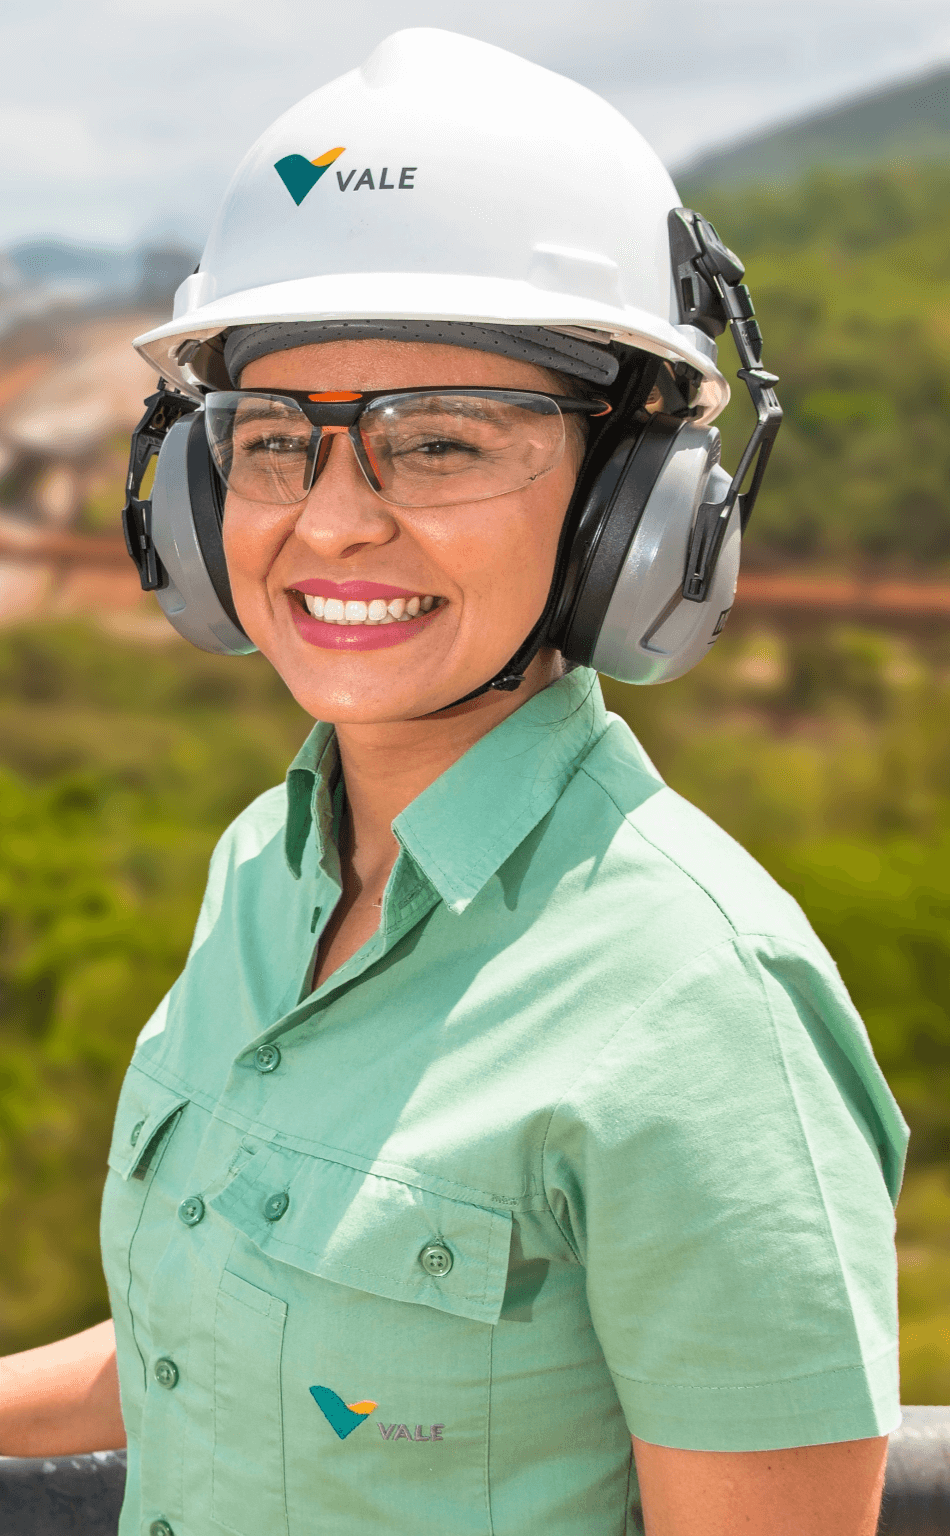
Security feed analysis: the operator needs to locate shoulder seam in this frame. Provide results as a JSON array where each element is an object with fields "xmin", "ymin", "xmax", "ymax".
[
  {"xmin": 539, "ymin": 932, "xmax": 759, "ymax": 1250},
  {"xmin": 578, "ymin": 762, "xmax": 740, "ymax": 936}
]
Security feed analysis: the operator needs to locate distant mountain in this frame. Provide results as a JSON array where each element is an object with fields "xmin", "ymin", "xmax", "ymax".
[
  {"xmin": 3, "ymin": 239, "xmax": 198, "ymax": 305},
  {"xmin": 677, "ymin": 63, "xmax": 950, "ymax": 192}
]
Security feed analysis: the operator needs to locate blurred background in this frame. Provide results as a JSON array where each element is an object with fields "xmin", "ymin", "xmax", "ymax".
[{"xmin": 1, "ymin": 0, "xmax": 949, "ymax": 1404}]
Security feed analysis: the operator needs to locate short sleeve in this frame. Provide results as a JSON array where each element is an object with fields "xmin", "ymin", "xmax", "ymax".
[{"xmin": 542, "ymin": 934, "xmax": 908, "ymax": 1452}]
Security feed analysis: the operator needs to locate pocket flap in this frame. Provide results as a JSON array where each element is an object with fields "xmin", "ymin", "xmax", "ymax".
[
  {"xmin": 208, "ymin": 1148, "xmax": 512, "ymax": 1325},
  {"xmin": 108, "ymin": 1062, "xmax": 188, "ymax": 1180}
]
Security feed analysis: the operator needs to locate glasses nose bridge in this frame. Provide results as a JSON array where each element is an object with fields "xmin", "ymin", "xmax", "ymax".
[
  {"xmin": 295, "ymin": 419, "xmax": 389, "ymax": 534},
  {"xmin": 307, "ymin": 417, "xmax": 383, "ymax": 499}
]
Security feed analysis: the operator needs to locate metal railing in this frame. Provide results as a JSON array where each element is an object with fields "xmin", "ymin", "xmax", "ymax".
[{"xmin": 1, "ymin": 1408, "xmax": 947, "ymax": 1534}]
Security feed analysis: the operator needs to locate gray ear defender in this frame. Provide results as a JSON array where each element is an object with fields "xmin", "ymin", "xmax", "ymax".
[
  {"xmin": 552, "ymin": 206, "xmax": 782, "ymax": 686},
  {"xmin": 590, "ymin": 429, "xmax": 738, "ymax": 685},
  {"xmin": 123, "ymin": 391, "xmax": 256, "ymax": 656}
]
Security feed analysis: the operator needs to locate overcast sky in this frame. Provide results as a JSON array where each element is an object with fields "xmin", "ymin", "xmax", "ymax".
[{"xmin": 2, "ymin": 0, "xmax": 948, "ymax": 250}]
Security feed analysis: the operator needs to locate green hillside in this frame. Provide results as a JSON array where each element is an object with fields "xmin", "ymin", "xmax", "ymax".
[
  {"xmin": 678, "ymin": 64, "xmax": 950, "ymax": 193},
  {"xmin": 696, "ymin": 161, "xmax": 950, "ymax": 567}
]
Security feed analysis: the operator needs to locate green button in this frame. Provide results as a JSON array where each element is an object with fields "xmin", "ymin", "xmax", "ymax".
[
  {"xmin": 130, "ymin": 1120, "xmax": 145, "ymax": 1147},
  {"xmin": 178, "ymin": 1195, "xmax": 205, "ymax": 1227},
  {"xmin": 419, "ymin": 1241, "xmax": 453, "ymax": 1277},
  {"xmin": 254, "ymin": 1044, "xmax": 281, "ymax": 1074},
  {"xmin": 150, "ymin": 1522, "xmax": 174, "ymax": 1536},
  {"xmin": 153, "ymin": 1357, "xmax": 179, "ymax": 1390},
  {"xmin": 263, "ymin": 1191, "xmax": 289, "ymax": 1222}
]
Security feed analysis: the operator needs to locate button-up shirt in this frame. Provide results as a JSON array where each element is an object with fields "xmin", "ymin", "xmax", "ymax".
[{"xmin": 101, "ymin": 668, "xmax": 906, "ymax": 1536}]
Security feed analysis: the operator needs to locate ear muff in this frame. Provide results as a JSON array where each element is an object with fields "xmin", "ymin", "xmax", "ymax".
[
  {"xmin": 148, "ymin": 414, "xmax": 256, "ymax": 656},
  {"xmin": 552, "ymin": 418, "xmax": 739, "ymax": 685}
]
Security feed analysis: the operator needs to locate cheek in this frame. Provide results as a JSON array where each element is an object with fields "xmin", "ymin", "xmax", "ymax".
[
  {"xmin": 442, "ymin": 472, "xmax": 570, "ymax": 618},
  {"xmin": 220, "ymin": 498, "xmax": 293, "ymax": 640},
  {"xmin": 222, "ymin": 497, "xmax": 283, "ymax": 585}
]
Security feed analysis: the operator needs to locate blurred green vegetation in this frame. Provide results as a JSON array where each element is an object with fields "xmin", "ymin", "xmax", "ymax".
[
  {"xmin": 0, "ymin": 626, "xmax": 309, "ymax": 1349},
  {"xmin": 1, "ymin": 617, "xmax": 948, "ymax": 1404},
  {"xmin": 702, "ymin": 163, "xmax": 950, "ymax": 567}
]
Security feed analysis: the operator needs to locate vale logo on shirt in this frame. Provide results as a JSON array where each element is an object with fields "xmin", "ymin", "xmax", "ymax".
[
  {"xmin": 310, "ymin": 1385, "xmax": 444, "ymax": 1443},
  {"xmin": 309, "ymin": 1385, "xmax": 378, "ymax": 1440}
]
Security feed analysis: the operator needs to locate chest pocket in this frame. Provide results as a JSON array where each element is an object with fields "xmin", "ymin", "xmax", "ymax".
[
  {"xmin": 206, "ymin": 1148, "xmax": 512, "ymax": 1536},
  {"xmin": 209, "ymin": 1145, "xmax": 512, "ymax": 1323},
  {"xmin": 106, "ymin": 1061, "xmax": 189, "ymax": 1182}
]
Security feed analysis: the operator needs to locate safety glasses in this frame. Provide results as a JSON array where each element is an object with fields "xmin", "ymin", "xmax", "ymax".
[{"xmin": 204, "ymin": 386, "xmax": 611, "ymax": 509}]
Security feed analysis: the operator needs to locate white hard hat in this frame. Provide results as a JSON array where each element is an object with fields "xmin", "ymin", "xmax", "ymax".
[{"xmin": 134, "ymin": 29, "xmax": 728, "ymax": 418}]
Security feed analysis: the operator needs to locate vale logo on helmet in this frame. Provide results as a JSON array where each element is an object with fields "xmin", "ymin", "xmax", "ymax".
[{"xmin": 274, "ymin": 147, "xmax": 417, "ymax": 206}]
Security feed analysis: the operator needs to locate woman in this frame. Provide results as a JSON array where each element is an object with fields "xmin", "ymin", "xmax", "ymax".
[{"xmin": 0, "ymin": 29, "xmax": 905, "ymax": 1536}]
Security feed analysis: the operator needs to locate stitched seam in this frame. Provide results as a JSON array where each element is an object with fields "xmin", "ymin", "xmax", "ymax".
[
  {"xmin": 211, "ymin": 1232, "xmax": 239, "ymax": 1530},
  {"xmin": 609, "ymin": 1349, "xmax": 896, "ymax": 1390},
  {"xmin": 255, "ymin": 1242, "xmax": 496, "ymax": 1310},
  {"xmin": 740, "ymin": 937, "xmax": 873, "ymax": 1362},
  {"xmin": 403, "ymin": 784, "xmax": 559, "ymax": 902},
  {"xmin": 485, "ymin": 1314, "xmax": 495, "ymax": 1536},
  {"xmin": 127, "ymin": 1060, "xmax": 515, "ymax": 1207},
  {"xmin": 118, "ymin": 1106, "xmax": 183, "ymax": 1384},
  {"xmin": 403, "ymin": 705, "xmax": 608, "ymax": 902},
  {"xmin": 580, "ymin": 765, "xmax": 741, "ymax": 934},
  {"xmin": 538, "ymin": 934, "xmax": 764, "ymax": 1247}
]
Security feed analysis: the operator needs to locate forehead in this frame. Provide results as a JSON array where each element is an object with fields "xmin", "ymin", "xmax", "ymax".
[{"xmin": 238, "ymin": 338, "xmax": 563, "ymax": 395}]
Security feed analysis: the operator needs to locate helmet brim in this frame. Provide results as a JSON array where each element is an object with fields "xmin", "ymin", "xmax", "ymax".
[{"xmin": 134, "ymin": 272, "xmax": 730, "ymax": 422}]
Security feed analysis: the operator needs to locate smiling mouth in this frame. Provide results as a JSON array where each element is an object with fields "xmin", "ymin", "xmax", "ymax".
[{"xmin": 290, "ymin": 591, "xmax": 444, "ymax": 625}]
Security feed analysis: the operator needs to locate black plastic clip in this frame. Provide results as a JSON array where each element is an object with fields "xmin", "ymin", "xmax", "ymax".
[
  {"xmin": 670, "ymin": 208, "xmax": 783, "ymax": 603},
  {"xmin": 121, "ymin": 382, "xmax": 199, "ymax": 592}
]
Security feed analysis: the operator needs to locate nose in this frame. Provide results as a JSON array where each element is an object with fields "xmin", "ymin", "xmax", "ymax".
[{"xmin": 292, "ymin": 429, "xmax": 398, "ymax": 559}]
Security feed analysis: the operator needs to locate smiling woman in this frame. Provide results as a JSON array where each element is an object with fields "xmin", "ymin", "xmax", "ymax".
[
  {"xmin": 0, "ymin": 26, "xmax": 905, "ymax": 1536},
  {"xmin": 220, "ymin": 340, "xmax": 587, "ymax": 721}
]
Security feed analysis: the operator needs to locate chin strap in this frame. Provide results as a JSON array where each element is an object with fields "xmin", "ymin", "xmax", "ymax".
[{"xmin": 430, "ymin": 628, "xmax": 544, "ymax": 714}]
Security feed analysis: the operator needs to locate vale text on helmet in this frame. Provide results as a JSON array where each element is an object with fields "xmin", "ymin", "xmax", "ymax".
[{"xmin": 274, "ymin": 147, "xmax": 417, "ymax": 207}]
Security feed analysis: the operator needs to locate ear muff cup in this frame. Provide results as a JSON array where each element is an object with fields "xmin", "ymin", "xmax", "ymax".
[
  {"xmin": 554, "ymin": 419, "xmax": 740, "ymax": 685},
  {"xmin": 149, "ymin": 415, "xmax": 256, "ymax": 655}
]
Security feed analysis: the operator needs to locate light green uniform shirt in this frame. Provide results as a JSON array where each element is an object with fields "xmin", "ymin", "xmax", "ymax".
[{"xmin": 101, "ymin": 669, "xmax": 906, "ymax": 1536}]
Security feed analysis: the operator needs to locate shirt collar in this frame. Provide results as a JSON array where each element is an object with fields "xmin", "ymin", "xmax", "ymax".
[
  {"xmin": 284, "ymin": 720, "xmax": 338, "ymax": 879},
  {"xmin": 284, "ymin": 668, "xmax": 609, "ymax": 909}
]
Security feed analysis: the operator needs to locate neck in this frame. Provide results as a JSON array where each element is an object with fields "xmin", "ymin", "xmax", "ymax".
[{"xmin": 335, "ymin": 650, "xmax": 563, "ymax": 894}]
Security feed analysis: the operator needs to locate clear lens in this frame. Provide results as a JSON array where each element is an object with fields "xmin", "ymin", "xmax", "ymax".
[
  {"xmin": 360, "ymin": 391, "xmax": 565, "ymax": 507},
  {"xmin": 205, "ymin": 393, "xmax": 316, "ymax": 505},
  {"xmin": 205, "ymin": 389, "xmax": 566, "ymax": 508}
]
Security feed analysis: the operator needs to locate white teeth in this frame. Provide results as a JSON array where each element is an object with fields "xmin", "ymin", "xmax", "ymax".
[{"xmin": 300, "ymin": 591, "xmax": 440, "ymax": 624}]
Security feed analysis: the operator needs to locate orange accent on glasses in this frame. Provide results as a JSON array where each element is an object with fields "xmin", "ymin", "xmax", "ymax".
[
  {"xmin": 308, "ymin": 390, "xmax": 363, "ymax": 402},
  {"xmin": 319, "ymin": 424, "xmax": 350, "ymax": 435}
]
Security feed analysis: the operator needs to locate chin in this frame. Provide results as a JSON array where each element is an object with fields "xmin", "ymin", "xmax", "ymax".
[
  {"xmin": 237, "ymin": 597, "xmax": 532, "ymax": 725},
  {"xmin": 252, "ymin": 646, "xmax": 465, "ymax": 725}
]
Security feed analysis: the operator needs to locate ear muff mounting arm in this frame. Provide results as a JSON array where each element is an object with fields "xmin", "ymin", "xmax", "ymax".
[
  {"xmin": 669, "ymin": 208, "xmax": 783, "ymax": 603},
  {"xmin": 122, "ymin": 382, "xmax": 199, "ymax": 592}
]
